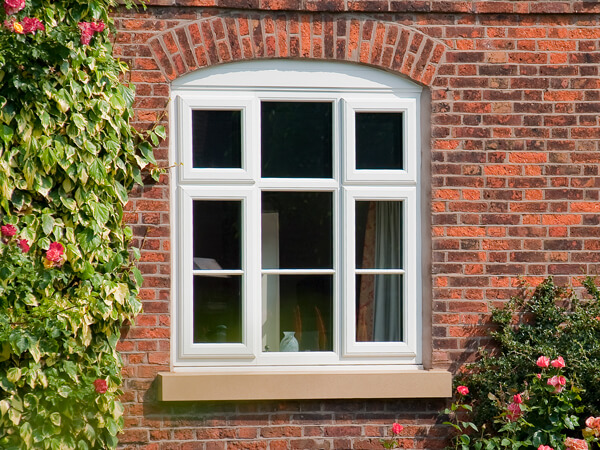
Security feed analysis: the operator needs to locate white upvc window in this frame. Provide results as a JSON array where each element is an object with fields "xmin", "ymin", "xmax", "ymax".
[{"xmin": 171, "ymin": 61, "xmax": 423, "ymax": 369}]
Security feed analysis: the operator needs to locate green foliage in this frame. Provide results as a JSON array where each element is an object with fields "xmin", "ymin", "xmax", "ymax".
[
  {"xmin": 455, "ymin": 277, "xmax": 600, "ymax": 430},
  {"xmin": 0, "ymin": 0, "xmax": 162, "ymax": 447},
  {"xmin": 445, "ymin": 368, "xmax": 598, "ymax": 450}
]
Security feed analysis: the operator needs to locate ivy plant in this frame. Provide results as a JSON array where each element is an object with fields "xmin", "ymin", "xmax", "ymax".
[{"xmin": 0, "ymin": 0, "xmax": 163, "ymax": 447}]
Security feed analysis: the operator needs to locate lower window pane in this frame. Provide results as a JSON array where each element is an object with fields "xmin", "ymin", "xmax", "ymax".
[
  {"xmin": 193, "ymin": 275, "xmax": 242, "ymax": 343},
  {"xmin": 262, "ymin": 275, "xmax": 333, "ymax": 352},
  {"xmin": 356, "ymin": 274, "xmax": 403, "ymax": 342}
]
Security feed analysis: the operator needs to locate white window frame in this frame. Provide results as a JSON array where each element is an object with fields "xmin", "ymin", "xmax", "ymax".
[{"xmin": 170, "ymin": 60, "xmax": 422, "ymax": 369}]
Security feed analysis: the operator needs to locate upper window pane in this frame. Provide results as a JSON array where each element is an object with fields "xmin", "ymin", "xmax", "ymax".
[
  {"xmin": 355, "ymin": 112, "xmax": 403, "ymax": 170},
  {"xmin": 261, "ymin": 102, "xmax": 333, "ymax": 178},
  {"xmin": 192, "ymin": 110, "xmax": 242, "ymax": 168}
]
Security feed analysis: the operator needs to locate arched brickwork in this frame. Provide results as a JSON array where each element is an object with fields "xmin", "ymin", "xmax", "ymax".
[{"xmin": 147, "ymin": 13, "xmax": 447, "ymax": 86}]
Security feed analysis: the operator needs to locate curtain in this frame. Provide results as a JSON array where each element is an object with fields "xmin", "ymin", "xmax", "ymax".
[{"xmin": 373, "ymin": 202, "xmax": 403, "ymax": 342}]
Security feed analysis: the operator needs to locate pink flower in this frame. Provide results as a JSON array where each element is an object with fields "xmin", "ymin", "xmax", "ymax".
[
  {"xmin": 536, "ymin": 373, "xmax": 542, "ymax": 379},
  {"xmin": 551, "ymin": 356, "xmax": 565, "ymax": 368},
  {"xmin": 21, "ymin": 16, "xmax": 43, "ymax": 34},
  {"xmin": 513, "ymin": 393, "xmax": 523, "ymax": 404},
  {"xmin": 456, "ymin": 385, "xmax": 469, "ymax": 395},
  {"xmin": 1, "ymin": 224, "xmax": 16, "ymax": 237},
  {"xmin": 538, "ymin": 446, "xmax": 554, "ymax": 450},
  {"xmin": 93, "ymin": 378, "xmax": 108, "ymax": 394},
  {"xmin": 391, "ymin": 423, "xmax": 403, "ymax": 435},
  {"xmin": 547, "ymin": 375, "xmax": 566, "ymax": 393},
  {"xmin": 586, "ymin": 417, "xmax": 596, "ymax": 428},
  {"xmin": 506, "ymin": 402, "xmax": 522, "ymax": 422},
  {"xmin": 91, "ymin": 20, "xmax": 105, "ymax": 32},
  {"xmin": 565, "ymin": 438, "xmax": 588, "ymax": 450},
  {"xmin": 3, "ymin": 0, "xmax": 25, "ymax": 15},
  {"xmin": 78, "ymin": 20, "xmax": 104, "ymax": 45},
  {"xmin": 18, "ymin": 239, "xmax": 30, "ymax": 253},
  {"xmin": 45, "ymin": 242, "xmax": 64, "ymax": 263},
  {"xmin": 536, "ymin": 355, "xmax": 550, "ymax": 368}
]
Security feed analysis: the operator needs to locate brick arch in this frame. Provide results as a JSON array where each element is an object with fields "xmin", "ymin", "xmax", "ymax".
[{"xmin": 147, "ymin": 13, "xmax": 447, "ymax": 87}]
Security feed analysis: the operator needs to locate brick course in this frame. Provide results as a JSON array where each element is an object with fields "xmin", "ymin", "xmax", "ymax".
[{"xmin": 117, "ymin": 3, "xmax": 600, "ymax": 448}]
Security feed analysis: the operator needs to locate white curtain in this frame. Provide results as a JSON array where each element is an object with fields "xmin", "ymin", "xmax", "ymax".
[{"xmin": 373, "ymin": 202, "xmax": 402, "ymax": 342}]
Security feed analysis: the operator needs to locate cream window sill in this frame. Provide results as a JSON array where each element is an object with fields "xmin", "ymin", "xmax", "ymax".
[{"xmin": 158, "ymin": 370, "xmax": 452, "ymax": 401}]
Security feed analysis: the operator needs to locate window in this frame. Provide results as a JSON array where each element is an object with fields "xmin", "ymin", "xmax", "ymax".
[{"xmin": 172, "ymin": 61, "xmax": 422, "ymax": 368}]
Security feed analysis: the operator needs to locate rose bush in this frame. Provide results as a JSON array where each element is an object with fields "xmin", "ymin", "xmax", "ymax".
[
  {"xmin": 445, "ymin": 357, "xmax": 599, "ymax": 449},
  {"xmin": 0, "ymin": 0, "xmax": 163, "ymax": 447},
  {"xmin": 455, "ymin": 277, "xmax": 600, "ymax": 428}
]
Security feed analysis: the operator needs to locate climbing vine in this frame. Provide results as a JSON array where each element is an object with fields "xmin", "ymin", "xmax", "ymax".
[{"xmin": 0, "ymin": 0, "xmax": 162, "ymax": 447}]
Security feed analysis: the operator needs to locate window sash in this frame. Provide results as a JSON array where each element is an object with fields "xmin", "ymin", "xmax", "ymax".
[
  {"xmin": 342, "ymin": 187, "xmax": 419, "ymax": 359},
  {"xmin": 342, "ymin": 99, "xmax": 418, "ymax": 184}
]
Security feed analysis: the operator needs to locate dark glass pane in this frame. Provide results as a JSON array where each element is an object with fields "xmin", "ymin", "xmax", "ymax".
[
  {"xmin": 193, "ymin": 275, "xmax": 242, "ymax": 343},
  {"xmin": 355, "ymin": 201, "xmax": 403, "ymax": 269},
  {"xmin": 261, "ymin": 102, "xmax": 332, "ymax": 178},
  {"xmin": 193, "ymin": 201, "xmax": 241, "ymax": 270},
  {"xmin": 262, "ymin": 192, "xmax": 332, "ymax": 269},
  {"xmin": 355, "ymin": 112, "xmax": 403, "ymax": 170},
  {"xmin": 356, "ymin": 274, "xmax": 403, "ymax": 342},
  {"xmin": 192, "ymin": 110, "xmax": 242, "ymax": 168},
  {"xmin": 262, "ymin": 274, "xmax": 332, "ymax": 351}
]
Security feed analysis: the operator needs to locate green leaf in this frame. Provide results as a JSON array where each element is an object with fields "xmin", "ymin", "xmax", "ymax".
[
  {"xmin": 41, "ymin": 213, "xmax": 55, "ymax": 235},
  {"xmin": 49, "ymin": 412, "xmax": 61, "ymax": 427},
  {"xmin": 57, "ymin": 385, "xmax": 72, "ymax": 398},
  {"xmin": 0, "ymin": 399, "xmax": 9, "ymax": 417},
  {"xmin": 0, "ymin": 124, "xmax": 13, "ymax": 145}
]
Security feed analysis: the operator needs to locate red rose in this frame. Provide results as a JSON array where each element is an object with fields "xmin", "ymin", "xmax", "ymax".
[
  {"xmin": 18, "ymin": 239, "xmax": 30, "ymax": 253},
  {"xmin": 91, "ymin": 20, "xmax": 105, "ymax": 32},
  {"xmin": 94, "ymin": 378, "xmax": 108, "ymax": 394},
  {"xmin": 536, "ymin": 355, "xmax": 550, "ymax": 368},
  {"xmin": 456, "ymin": 385, "xmax": 469, "ymax": 395},
  {"xmin": 78, "ymin": 21, "xmax": 104, "ymax": 45},
  {"xmin": 391, "ymin": 423, "xmax": 403, "ymax": 435},
  {"xmin": 3, "ymin": 0, "xmax": 25, "ymax": 16},
  {"xmin": 45, "ymin": 242, "xmax": 64, "ymax": 263},
  {"xmin": 513, "ymin": 393, "xmax": 523, "ymax": 404},
  {"xmin": 551, "ymin": 356, "xmax": 565, "ymax": 368},
  {"xmin": 506, "ymin": 402, "xmax": 522, "ymax": 422},
  {"xmin": 1, "ymin": 224, "xmax": 17, "ymax": 237},
  {"xmin": 21, "ymin": 16, "xmax": 44, "ymax": 34}
]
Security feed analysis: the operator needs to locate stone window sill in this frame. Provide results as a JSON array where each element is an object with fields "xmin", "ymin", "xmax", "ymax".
[{"xmin": 158, "ymin": 369, "xmax": 452, "ymax": 401}]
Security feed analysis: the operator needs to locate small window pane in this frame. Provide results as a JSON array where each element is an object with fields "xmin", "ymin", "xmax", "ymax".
[
  {"xmin": 356, "ymin": 274, "xmax": 403, "ymax": 342},
  {"xmin": 355, "ymin": 112, "xmax": 403, "ymax": 170},
  {"xmin": 261, "ymin": 102, "xmax": 333, "ymax": 178},
  {"xmin": 262, "ymin": 274, "xmax": 332, "ymax": 352},
  {"xmin": 192, "ymin": 110, "xmax": 242, "ymax": 168},
  {"xmin": 193, "ymin": 201, "xmax": 241, "ymax": 270},
  {"xmin": 355, "ymin": 201, "xmax": 403, "ymax": 269},
  {"xmin": 193, "ymin": 275, "xmax": 242, "ymax": 343},
  {"xmin": 262, "ymin": 192, "xmax": 332, "ymax": 269}
]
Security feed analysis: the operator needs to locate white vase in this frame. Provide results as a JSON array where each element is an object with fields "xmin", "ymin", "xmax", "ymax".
[{"xmin": 279, "ymin": 331, "xmax": 299, "ymax": 352}]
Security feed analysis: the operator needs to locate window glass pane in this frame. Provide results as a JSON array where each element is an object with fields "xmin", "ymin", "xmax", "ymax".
[
  {"xmin": 261, "ymin": 102, "xmax": 333, "ymax": 178},
  {"xmin": 262, "ymin": 192, "xmax": 332, "ymax": 269},
  {"xmin": 355, "ymin": 201, "xmax": 403, "ymax": 269},
  {"xmin": 193, "ymin": 275, "xmax": 241, "ymax": 343},
  {"xmin": 262, "ymin": 274, "xmax": 332, "ymax": 352},
  {"xmin": 193, "ymin": 201, "xmax": 241, "ymax": 270},
  {"xmin": 356, "ymin": 274, "xmax": 403, "ymax": 342},
  {"xmin": 192, "ymin": 110, "xmax": 242, "ymax": 168},
  {"xmin": 355, "ymin": 112, "xmax": 403, "ymax": 170}
]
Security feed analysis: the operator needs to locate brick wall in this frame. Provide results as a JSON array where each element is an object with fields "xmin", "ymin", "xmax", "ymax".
[{"xmin": 116, "ymin": 2, "xmax": 600, "ymax": 448}]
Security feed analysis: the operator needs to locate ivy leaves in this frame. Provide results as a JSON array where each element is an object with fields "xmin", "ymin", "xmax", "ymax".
[{"xmin": 0, "ymin": 0, "xmax": 160, "ymax": 447}]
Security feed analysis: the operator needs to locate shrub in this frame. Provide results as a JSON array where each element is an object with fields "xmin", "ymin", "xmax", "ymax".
[
  {"xmin": 0, "ymin": 0, "xmax": 162, "ymax": 447},
  {"xmin": 452, "ymin": 277, "xmax": 600, "ymax": 437}
]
